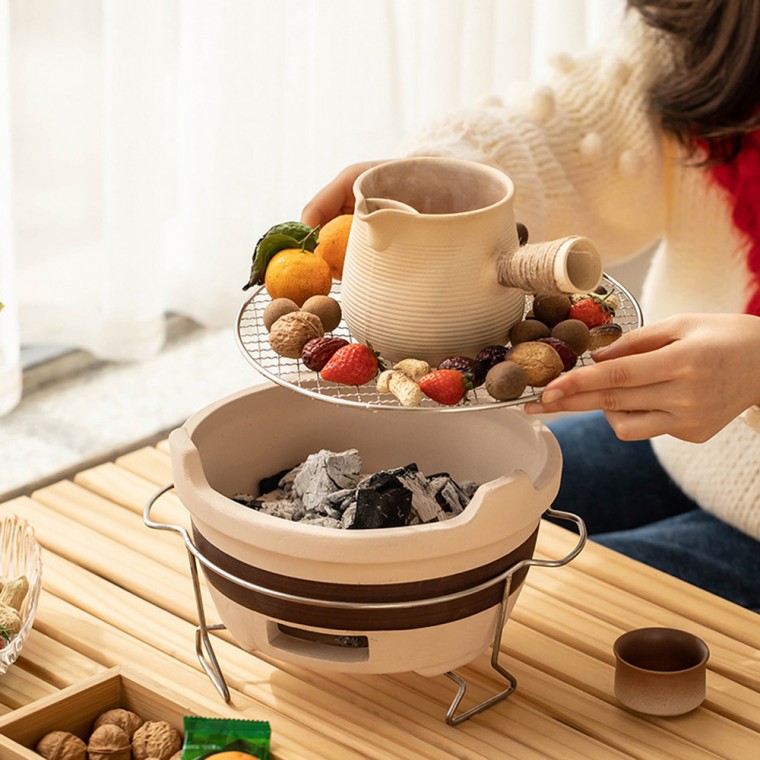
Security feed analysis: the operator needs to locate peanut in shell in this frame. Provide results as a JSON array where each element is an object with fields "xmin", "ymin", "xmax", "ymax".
[
  {"xmin": 0, "ymin": 575, "xmax": 29, "ymax": 611},
  {"xmin": 0, "ymin": 602, "xmax": 21, "ymax": 638},
  {"xmin": 388, "ymin": 371, "xmax": 423, "ymax": 407}
]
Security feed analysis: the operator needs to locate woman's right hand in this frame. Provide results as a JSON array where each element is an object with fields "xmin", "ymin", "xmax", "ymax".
[{"xmin": 301, "ymin": 160, "xmax": 383, "ymax": 228}]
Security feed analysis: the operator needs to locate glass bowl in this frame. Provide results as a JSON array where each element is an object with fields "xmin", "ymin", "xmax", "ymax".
[{"xmin": 0, "ymin": 514, "xmax": 42, "ymax": 675}]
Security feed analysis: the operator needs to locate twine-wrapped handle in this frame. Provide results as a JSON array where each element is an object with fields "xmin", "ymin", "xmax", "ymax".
[{"xmin": 496, "ymin": 235, "xmax": 602, "ymax": 294}]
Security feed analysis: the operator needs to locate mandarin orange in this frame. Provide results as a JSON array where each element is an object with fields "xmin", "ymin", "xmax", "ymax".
[
  {"xmin": 264, "ymin": 248, "xmax": 332, "ymax": 307},
  {"xmin": 315, "ymin": 213, "xmax": 353, "ymax": 280}
]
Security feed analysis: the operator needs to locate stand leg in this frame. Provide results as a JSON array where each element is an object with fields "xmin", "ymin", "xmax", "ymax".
[
  {"xmin": 443, "ymin": 572, "xmax": 517, "ymax": 725},
  {"xmin": 187, "ymin": 550, "xmax": 231, "ymax": 702},
  {"xmin": 444, "ymin": 665, "xmax": 517, "ymax": 726}
]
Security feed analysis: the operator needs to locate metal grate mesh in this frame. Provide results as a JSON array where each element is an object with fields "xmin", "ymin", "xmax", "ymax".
[{"xmin": 236, "ymin": 274, "xmax": 642, "ymax": 413}]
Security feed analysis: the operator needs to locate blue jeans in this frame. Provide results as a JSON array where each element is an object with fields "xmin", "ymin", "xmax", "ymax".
[{"xmin": 547, "ymin": 412, "xmax": 760, "ymax": 613}]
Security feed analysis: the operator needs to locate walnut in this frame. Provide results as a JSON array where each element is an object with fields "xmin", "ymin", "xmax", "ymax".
[
  {"xmin": 87, "ymin": 724, "xmax": 130, "ymax": 760},
  {"xmin": 268, "ymin": 311, "xmax": 324, "ymax": 358},
  {"xmin": 168, "ymin": 753, "xmax": 183, "ymax": 760},
  {"xmin": 93, "ymin": 707, "xmax": 144, "ymax": 739},
  {"xmin": 131, "ymin": 720, "xmax": 182, "ymax": 760},
  {"xmin": 35, "ymin": 731, "xmax": 87, "ymax": 760}
]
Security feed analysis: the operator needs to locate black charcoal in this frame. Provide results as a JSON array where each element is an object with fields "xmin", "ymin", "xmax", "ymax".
[
  {"xmin": 350, "ymin": 473, "xmax": 413, "ymax": 529},
  {"xmin": 241, "ymin": 449, "xmax": 479, "ymax": 530},
  {"xmin": 396, "ymin": 465, "xmax": 450, "ymax": 523}
]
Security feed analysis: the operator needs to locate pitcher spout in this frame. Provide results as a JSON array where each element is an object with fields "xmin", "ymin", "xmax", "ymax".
[
  {"xmin": 496, "ymin": 236, "xmax": 603, "ymax": 294},
  {"xmin": 354, "ymin": 197, "xmax": 419, "ymax": 252}
]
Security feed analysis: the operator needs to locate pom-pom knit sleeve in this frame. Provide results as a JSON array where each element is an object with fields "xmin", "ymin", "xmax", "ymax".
[{"xmin": 406, "ymin": 12, "xmax": 673, "ymax": 266}]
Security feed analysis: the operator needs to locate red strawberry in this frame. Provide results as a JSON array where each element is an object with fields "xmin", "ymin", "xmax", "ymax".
[
  {"xmin": 568, "ymin": 294, "xmax": 614, "ymax": 329},
  {"xmin": 320, "ymin": 343, "xmax": 379, "ymax": 386},
  {"xmin": 418, "ymin": 369, "xmax": 471, "ymax": 406}
]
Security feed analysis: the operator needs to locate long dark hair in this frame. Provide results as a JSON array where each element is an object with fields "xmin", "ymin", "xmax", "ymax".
[{"xmin": 628, "ymin": 0, "xmax": 760, "ymax": 162}]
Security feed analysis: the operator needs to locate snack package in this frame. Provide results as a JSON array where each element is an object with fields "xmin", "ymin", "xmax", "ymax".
[{"xmin": 181, "ymin": 717, "xmax": 271, "ymax": 760}]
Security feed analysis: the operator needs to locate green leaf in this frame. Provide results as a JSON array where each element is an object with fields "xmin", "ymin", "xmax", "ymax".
[{"xmin": 265, "ymin": 221, "xmax": 315, "ymax": 246}]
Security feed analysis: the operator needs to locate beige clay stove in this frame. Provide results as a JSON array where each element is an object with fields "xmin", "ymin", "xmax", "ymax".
[{"xmin": 168, "ymin": 383, "xmax": 566, "ymax": 677}]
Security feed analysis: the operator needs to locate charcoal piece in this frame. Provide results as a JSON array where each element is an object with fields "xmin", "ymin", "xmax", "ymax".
[
  {"xmin": 232, "ymin": 492, "xmax": 258, "ymax": 508},
  {"xmin": 238, "ymin": 450, "xmax": 479, "ymax": 530},
  {"xmin": 349, "ymin": 473, "xmax": 413, "ymax": 529},
  {"xmin": 461, "ymin": 480, "xmax": 479, "ymax": 500},
  {"xmin": 427, "ymin": 474, "xmax": 470, "ymax": 514},
  {"xmin": 322, "ymin": 488, "xmax": 358, "ymax": 515},
  {"xmin": 293, "ymin": 449, "xmax": 363, "ymax": 511},
  {"xmin": 335, "ymin": 636, "xmax": 367, "ymax": 647},
  {"xmin": 277, "ymin": 463, "xmax": 299, "ymax": 495},
  {"xmin": 356, "ymin": 464, "xmax": 418, "ymax": 492},
  {"xmin": 395, "ymin": 467, "xmax": 448, "ymax": 523},
  {"xmin": 341, "ymin": 504, "xmax": 356, "ymax": 529},
  {"xmin": 258, "ymin": 467, "xmax": 295, "ymax": 496},
  {"xmin": 254, "ymin": 499, "xmax": 304, "ymax": 521},
  {"xmin": 437, "ymin": 481, "xmax": 467, "ymax": 513}
]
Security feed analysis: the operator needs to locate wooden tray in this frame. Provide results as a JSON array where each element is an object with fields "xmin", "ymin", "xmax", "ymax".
[{"xmin": 0, "ymin": 666, "xmax": 213, "ymax": 758}]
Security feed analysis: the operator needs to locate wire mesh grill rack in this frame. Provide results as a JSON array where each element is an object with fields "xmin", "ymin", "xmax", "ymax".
[{"xmin": 236, "ymin": 273, "xmax": 642, "ymax": 412}]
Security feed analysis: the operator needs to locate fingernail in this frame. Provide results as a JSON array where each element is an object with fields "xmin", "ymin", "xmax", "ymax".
[
  {"xmin": 540, "ymin": 388, "xmax": 564, "ymax": 404},
  {"xmin": 524, "ymin": 402, "xmax": 542, "ymax": 414}
]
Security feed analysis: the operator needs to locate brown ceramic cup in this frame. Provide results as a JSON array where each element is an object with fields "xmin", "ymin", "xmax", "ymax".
[{"xmin": 613, "ymin": 627, "xmax": 710, "ymax": 716}]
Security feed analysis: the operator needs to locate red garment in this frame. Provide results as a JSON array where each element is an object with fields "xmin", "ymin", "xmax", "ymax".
[{"xmin": 704, "ymin": 132, "xmax": 760, "ymax": 316}]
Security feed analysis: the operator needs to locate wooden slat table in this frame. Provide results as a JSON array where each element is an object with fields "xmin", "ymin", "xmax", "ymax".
[{"xmin": 1, "ymin": 442, "xmax": 758, "ymax": 759}]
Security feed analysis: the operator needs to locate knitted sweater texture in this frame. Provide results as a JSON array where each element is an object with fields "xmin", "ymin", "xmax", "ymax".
[{"xmin": 407, "ymin": 12, "xmax": 760, "ymax": 540}]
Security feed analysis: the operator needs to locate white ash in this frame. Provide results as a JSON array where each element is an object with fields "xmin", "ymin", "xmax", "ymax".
[
  {"xmin": 288, "ymin": 448, "xmax": 363, "ymax": 511},
  {"xmin": 340, "ymin": 503, "xmax": 357, "ymax": 529},
  {"xmin": 299, "ymin": 515, "xmax": 344, "ymax": 529},
  {"xmin": 234, "ymin": 449, "xmax": 478, "ymax": 530}
]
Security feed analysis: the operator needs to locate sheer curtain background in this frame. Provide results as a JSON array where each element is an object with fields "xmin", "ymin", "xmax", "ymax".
[{"xmin": 0, "ymin": 0, "xmax": 625, "ymax": 416}]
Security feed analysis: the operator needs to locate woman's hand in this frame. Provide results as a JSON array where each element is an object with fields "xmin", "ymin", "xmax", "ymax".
[
  {"xmin": 301, "ymin": 160, "xmax": 384, "ymax": 228},
  {"xmin": 524, "ymin": 313, "xmax": 760, "ymax": 443}
]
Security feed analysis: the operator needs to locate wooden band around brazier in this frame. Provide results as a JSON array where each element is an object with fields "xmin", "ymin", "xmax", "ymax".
[{"xmin": 193, "ymin": 524, "xmax": 539, "ymax": 631}]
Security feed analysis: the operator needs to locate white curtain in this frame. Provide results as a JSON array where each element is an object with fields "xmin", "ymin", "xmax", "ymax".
[{"xmin": 0, "ymin": 0, "xmax": 625, "ymax": 415}]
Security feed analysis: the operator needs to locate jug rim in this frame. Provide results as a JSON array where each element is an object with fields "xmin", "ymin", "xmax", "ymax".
[{"xmin": 353, "ymin": 155, "xmax": 515, "ymax": 219}]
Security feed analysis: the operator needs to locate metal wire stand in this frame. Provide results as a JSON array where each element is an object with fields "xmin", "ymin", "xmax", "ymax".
[
  {"xmin": 145, "ymin": 485, "xmax": 587, "ymax": 725},
  {"xmin": 236, "ymin": 272, "xmax": 642, "ymax": 412}
]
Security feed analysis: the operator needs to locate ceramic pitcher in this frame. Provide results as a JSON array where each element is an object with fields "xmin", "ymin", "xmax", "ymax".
[{"xmin": 340, "ymin": 156, "xmax": 602, "ymax": 365}]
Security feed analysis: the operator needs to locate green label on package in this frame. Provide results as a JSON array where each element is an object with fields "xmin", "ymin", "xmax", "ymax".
[{"xmin": 182, "ymin": 716, "xmax": 271, "ymax": 760}]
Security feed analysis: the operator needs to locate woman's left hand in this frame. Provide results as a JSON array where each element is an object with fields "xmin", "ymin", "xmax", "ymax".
[{"xmin": 524, "ymin": 313, "xmax": 760, "ymax": 442}]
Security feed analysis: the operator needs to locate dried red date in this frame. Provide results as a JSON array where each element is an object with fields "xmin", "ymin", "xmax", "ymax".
[{"xmin": 302, "ymin": 337, "xmax": 349, "ymax": 371}]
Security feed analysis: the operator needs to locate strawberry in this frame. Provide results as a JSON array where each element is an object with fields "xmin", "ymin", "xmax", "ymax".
[
  {"xmin": 568, "ymin": 293, "xmax": 614, "ymax": 329},
  {"xmin": 320, "ymin": 343, "xmax": 379, "ymax": 385},
  {"xmin": 418, "ymin": 369, "xmax": 471, "ymax": 406}
]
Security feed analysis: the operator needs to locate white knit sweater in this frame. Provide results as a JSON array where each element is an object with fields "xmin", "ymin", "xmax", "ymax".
[{"xmin": 407, "ymin": 12, "xmax": 760, "ymax": 540}]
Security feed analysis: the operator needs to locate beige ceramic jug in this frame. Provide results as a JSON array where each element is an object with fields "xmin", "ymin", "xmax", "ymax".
[{"xmin": 341, "ymin": 156, "xmax": 602, "ymax": 365}]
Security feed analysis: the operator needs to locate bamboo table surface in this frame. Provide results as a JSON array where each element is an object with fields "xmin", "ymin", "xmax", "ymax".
[{"xmin": 1, "ymin": 441, "xmax": 759, "ymax": 759}]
